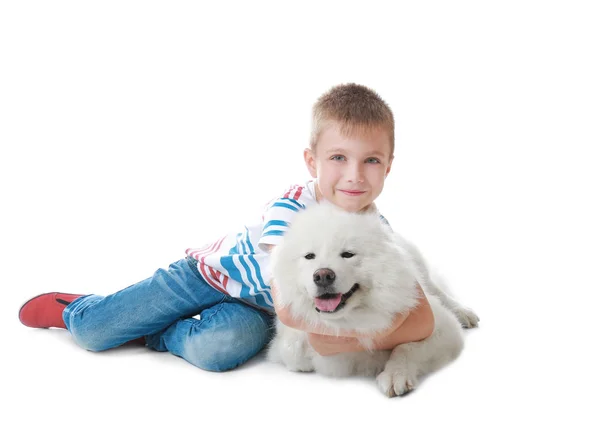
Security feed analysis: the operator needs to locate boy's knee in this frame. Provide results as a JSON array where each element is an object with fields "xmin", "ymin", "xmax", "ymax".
[
  {"xmin": 63, "ymin": 295, "xmax": 112, "ymax": 352},
  {"xmin": 70, "ymin": 331, "xmax": 111, "ymax": 352},
  {"xmin": 183, "ymin": 323, "xmax": 271, "ymax": 372},
  {"xmin": 183, "ymin": 331, "xmax": 246, "ymax": 372},
  {"xmin": 67, "ymin": 316, "xmax": 116, "ymax": 352}
]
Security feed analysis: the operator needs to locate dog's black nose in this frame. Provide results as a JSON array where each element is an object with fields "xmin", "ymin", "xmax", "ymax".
[{"xmin": 313, "ymin": 268, "xmax": 336, "ymax": 287}]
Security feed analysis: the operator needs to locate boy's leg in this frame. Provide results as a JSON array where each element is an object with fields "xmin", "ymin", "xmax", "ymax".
[
  {"xmin": 62, "ymin": 257, "xmax": 227, "ymax": 352},
  {"xmin": 145, "ymin": 299, "xmax": 275, "ymax": 372}
]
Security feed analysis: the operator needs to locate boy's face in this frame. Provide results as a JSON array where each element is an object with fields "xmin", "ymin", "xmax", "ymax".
[{"xmin": 304, "ymin": 121, "xmax": 393, "ymax": 213}]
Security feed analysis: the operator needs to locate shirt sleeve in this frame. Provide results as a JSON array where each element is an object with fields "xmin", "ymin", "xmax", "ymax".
[
  {"xmin": 380, "ymin": 214, "xmax": 392, "ymax": 230},
  {"xmin": 258, "ymin": 197, "xmax": 306, "ymax": 251}
]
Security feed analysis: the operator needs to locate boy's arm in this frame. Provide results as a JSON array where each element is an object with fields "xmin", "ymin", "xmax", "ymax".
[
  {"xmin": 273, "ymin": 278, "xmax": 435, "ymax": 355},
  {"xmin": 307, "ymin": 285, "xmax": 435, "ymax": 355}
]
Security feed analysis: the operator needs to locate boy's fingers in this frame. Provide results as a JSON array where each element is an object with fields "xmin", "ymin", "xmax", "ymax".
[
  {"xmin": 308, "ymin": 338, "xmax": 339, "ymax": 356},
  {"xmin": 309, "ymin": 333, "xmax": 358, "ymax": 344}
]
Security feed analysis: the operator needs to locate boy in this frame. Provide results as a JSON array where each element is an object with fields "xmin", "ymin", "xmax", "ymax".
[{"xmin": 19, "ymin": 83, "xmax": 434, "ymax": 371}]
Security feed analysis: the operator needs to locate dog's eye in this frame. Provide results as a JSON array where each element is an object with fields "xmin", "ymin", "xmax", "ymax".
[
  {"xmin": 341, "ymin": 251, "xmax": 355, "ymax": 258},
  {"xmin": 304, "ymin": 253, "xmax": 316, "ymax": 260}
]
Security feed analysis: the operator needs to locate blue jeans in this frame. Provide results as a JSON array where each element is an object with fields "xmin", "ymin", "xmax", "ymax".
[{"xmin": 63, "ymin": 257, "xmax": 275, "ymax": 371}]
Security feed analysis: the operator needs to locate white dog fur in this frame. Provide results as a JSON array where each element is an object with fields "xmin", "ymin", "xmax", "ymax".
[{"xmin": 267, "ymin": 203, "xmax": 479, "ymax": 397}]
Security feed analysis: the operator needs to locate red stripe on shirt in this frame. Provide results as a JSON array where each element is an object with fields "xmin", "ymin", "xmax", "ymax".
[
  {"xmin": 209, "ymin": 266, "xmax": 220, "ymax": 282},
  {"xmin": 199, "ymin": 263, "xmax": 228, "ymax": 294},
  {"xmin": 197, "ymin": 240, "xmax": 222, "ymax": 287},
  {"xmin": 211, "ymin": 240, "xmax": 229, "ymax": 291},
  {"xmin": 293, "ymin": 186, "xmax": 303, "ymax": 200},
  {"xmin": 211, "ymin": 268, "xmax": 229, "ymax": 291},
  {"xmin": 283, "ymin": 184, "xmax": 299, "ymax": 198},
  {"xmin": 185, "ymin": 240, "xmax": 218, "ymax": 260},
  {"xmin": 190, "ymin": 236, "xmax": 229, "ymax": 293},
  {"xmin": 189, "ymin": 234, "xmax": 227, "ymax": 261},
  {"xmin": 222, "ymin": 274, "xmax": 229, "ymax": 290}
]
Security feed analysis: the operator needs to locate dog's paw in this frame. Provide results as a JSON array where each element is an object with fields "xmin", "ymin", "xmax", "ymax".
[
  {"xmin": 376, "ymin": 369, "xmax": 416, "ymax": 397},
  {"xmin": 285, "ymin": 362, "xmax": 314, "ymax": 373},
  {"xmin": 281, "ymin": 353, "xmax": 314, "ymax": 372},
  {"xmin": 452, "ymin": 306, "xmax": 480, "ymax": 328}
]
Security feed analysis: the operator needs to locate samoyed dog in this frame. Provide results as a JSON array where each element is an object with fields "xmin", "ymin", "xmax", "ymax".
[{"xmin": 267, "ymin": 204, "xmax": 479, "ymax": 397}]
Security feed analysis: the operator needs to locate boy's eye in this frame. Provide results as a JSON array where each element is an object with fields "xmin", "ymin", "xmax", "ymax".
[
  {"xmin": 305, "ymin": 253, "xmax": 316, "ymax": 260},
  {"xmin": 366, "ymin": 157, "xmax": 381, "ymax": 164},
  {"xmin": 330, "ymin": 155, "xmax": 345, "ymax": 161},
  {"xmin": 341, "ymin": 251, "xmax": 355, "ymax": 258}
]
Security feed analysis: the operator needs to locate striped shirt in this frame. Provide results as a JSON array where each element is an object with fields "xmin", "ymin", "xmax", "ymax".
[
  {"xmin": 185, "ymin": 181, "xmax": 318, "ymax": 311},
  {"xmin": 185, "ymin": 180, "xmax": 390, "ymax": 312}
]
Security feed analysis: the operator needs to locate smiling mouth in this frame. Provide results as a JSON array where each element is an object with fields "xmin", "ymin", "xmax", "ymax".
[
  {"xmin": 339, "ymin": 190, "xmax": 365, "ymax": 196},
  {"xmin": 314, "ymin": 283, "xmax": 360, "ymax": 313}
]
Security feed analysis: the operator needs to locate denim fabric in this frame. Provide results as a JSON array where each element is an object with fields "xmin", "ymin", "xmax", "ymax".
[{"xmin": 63, "ymin": 257, "xmax": 275, "ymax": 371}]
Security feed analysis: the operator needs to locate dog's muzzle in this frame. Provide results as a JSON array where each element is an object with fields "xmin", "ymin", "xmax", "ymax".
[{"xmin": 314, "ymin": 283, "xmax": 360, "ymax": 313}]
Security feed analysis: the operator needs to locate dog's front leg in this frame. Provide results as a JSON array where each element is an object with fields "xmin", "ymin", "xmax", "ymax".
[
  {"xmin": 268, "ymin": 320, "xmax": 315, "ymax": 372},
  {"xmin": 376, "ymin": 343, "xmax": 419, "ymax": 397}
]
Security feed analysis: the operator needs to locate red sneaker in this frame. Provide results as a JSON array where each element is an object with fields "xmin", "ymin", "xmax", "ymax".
[{"xmin": 19, "ymin": 292, "xmax": 84, "ymax": 329}]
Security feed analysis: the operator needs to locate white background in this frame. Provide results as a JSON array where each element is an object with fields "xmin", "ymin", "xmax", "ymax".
[{"xmin": 1, "ymin": 1, "xmax": 599, "ymax": 422}]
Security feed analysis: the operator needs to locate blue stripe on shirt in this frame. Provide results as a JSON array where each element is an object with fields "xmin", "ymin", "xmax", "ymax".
[
  {"xmin": 247, "ymin": 255, "xmax": 273, "ymax": 304},
  {"xmin": 237, "ymin": 255, "xmax": 271, "ymax": 308},
  {"xmin": 237, "ymin": 256, "xmax": 258, "ymax": 294},
  {"xmin": 243, "ymin": 230, "xmax": 272, "ymax": 307},
  {"xmin": 242, "ymin": 230, "xmax": 270, "ymax": 301},
  {"xmin": 221, "ymin": 232, "xmax": 272, "ymax": 308},
  {"xmin": 263, "ymin": 220, "xmax": 289, "ymax": 231},
  {"xmin": 220, "ymin": 254, "xmax": 244, "ymax": 290},
  {"xmin": 237, "ymin": 232, "xmax": 246, "ymax": 255},
  {"xmin": 272, "ymin": 202, "xmax": 299, "ymax": 212},
  {"xmin": 245, "ymin": 231, "xmax": 269, "ymax": 292},
  {"xmin": 278, "ymin": 198, "xmax": 306, "ymax": 209},
  {"xmin": 223, "ymin": 243, "xmax": 252, "ymax": 301},
  {"xmin": 379, "ymin": 215, "xmax": 392, "ymax": 228},
  {"xmin": 262, "ymin": 230, "xmax": 285, "ymax": 237}
]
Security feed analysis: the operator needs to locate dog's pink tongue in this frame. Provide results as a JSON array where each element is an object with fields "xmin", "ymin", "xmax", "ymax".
[{"xmin": 314, "ymin": 294, "xmax": 342, "ymax": 312}]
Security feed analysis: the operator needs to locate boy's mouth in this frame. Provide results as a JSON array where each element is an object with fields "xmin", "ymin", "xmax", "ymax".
[{"xmin": 339, "ymin": 189, "xmax": 366, "ymax": 196}]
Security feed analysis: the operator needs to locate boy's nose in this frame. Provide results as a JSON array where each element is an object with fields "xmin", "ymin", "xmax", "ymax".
[{"xmin": 346, "ymin": 163, "xmax": 365, "ymax": 183}]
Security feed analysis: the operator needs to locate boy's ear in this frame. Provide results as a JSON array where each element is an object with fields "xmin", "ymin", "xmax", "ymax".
[
  {"xmin": 304, "ymin": 148, "xmax": 318, "ymax": 178},
  {"xmin": 385, "ymin": 155, "xmax": 394, "ymax": 178}
]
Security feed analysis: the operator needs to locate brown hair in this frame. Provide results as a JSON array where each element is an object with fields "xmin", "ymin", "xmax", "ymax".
[{"xmin": 310, "ymin": 83, "xmax": 395, "ymax": 156}]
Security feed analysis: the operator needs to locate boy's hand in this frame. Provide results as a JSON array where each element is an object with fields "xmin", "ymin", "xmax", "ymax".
[
  {"xmin": 272, "ymin": 282, "xmax": 435, "ymax": 356},
  {"xmin": 308, "ymin": 294, "xmax": 434, "ymax": 355},
  {"xmin": 308, "ymin": 333, "xmax": 364, "ymax": 356},
  {"xmin": 307, "ymin": 311, "xmax": 409, "ymax": 356}
]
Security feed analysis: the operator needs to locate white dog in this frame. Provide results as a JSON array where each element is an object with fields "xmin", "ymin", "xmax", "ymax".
[{"xmin": 267, "ymin": 204, "xmax": 479, "ymax": 397}]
